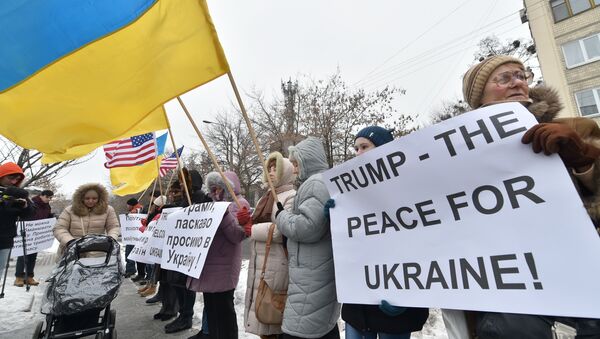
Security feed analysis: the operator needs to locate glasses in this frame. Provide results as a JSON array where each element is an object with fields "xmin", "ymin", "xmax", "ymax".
[{"xmin": 490, "ymin": 70, "xmax": 533, "ymax": 86}]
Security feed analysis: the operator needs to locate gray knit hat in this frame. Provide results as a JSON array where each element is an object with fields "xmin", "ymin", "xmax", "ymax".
[{"xmin": 462, "ymin": 55, "xmax": 524, "ymax": 108}]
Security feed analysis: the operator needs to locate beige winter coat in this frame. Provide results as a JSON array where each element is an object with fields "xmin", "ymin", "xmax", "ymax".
[
  {"xmin": 244, "ymin": 153, "xmax": 296, "ymax": 335},
  {"xmin": 54, "ymin": 183, "xmax": 120, "ymax": 256}
]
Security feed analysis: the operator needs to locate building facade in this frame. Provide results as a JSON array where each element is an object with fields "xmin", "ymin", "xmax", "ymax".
[{"xmin": 523, "ymin": 0, "xmax": 600, "ymax": 118}]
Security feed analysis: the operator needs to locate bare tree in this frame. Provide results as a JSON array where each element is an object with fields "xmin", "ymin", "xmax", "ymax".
[
  {"xmin": 0, "ymin": 137, "xmax": 89, "ymax": 188},
  {"xmin": 203, "ymin": 112, "xmax": 263, "ymax": 199},
  {"xmin": 474, "ymin": 35, "xmax": 537, "ymax": 64},
  {"xmin": 250, "ymin": 71, "xmax": 409, "ymax": 167}
]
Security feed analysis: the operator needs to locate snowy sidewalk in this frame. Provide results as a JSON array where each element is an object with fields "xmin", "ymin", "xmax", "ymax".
[{"xmin": 0, "ymin": 252, "xmax": 448, "ymax": 339}]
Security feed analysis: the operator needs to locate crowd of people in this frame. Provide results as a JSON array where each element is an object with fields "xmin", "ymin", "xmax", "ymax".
[{"xmin": 1, "ymin": 55, "xmax": 600, "ymax": 339}]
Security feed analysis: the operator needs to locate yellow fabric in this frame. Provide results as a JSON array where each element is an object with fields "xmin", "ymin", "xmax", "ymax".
[
  {"xmin": 110, "ymin": 156, "xmax": 162, "ymax": 196},
  {"xmin": 0, "ymin": 0, "xmax": 229, "ymax": 155},
  {"xmin": 42, "ymin": 106, "xmax": 168, "ymax": 163}
]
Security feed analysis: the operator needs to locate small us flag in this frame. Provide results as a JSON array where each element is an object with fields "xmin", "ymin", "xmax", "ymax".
[
  {"xmin": 159, "ymin": 146, "xmax": 184, "ymax": 177},
  {"xmin": 104, "ymin": 133, "xmax": 157, "ymax": 168}
]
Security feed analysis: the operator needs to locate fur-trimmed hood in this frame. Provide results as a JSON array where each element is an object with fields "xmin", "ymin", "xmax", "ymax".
[
  {"xmin": 527, "ymin": 86, "xmax": 564, "ymax": 123},
  {"xmin": 263, "ymin": 152, "xmax": 296, "ymax": 189},
  {"xmin": 71, "ymin": 183, "xmax": 109, "ymax": 216}
]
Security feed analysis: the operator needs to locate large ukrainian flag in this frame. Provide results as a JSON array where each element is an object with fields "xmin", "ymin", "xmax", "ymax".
[{"xmin": 0, "ymin": 0, "xmax": 229, "ymax": 156}]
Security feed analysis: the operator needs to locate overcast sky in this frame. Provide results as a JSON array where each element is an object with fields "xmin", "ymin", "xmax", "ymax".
[{"xmin": 55, "ymin": 0, "xmax": 532, "ymax": 195}]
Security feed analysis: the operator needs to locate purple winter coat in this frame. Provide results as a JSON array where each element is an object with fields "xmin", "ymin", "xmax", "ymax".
[{"xmin": 186, "ymin": 171, "xmax": 247, "ymax": 293}]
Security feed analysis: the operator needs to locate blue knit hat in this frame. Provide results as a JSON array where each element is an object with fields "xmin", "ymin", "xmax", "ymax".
[{"xmin": 355, "ymin": 126, "xmax": 394, "ymax": 147}]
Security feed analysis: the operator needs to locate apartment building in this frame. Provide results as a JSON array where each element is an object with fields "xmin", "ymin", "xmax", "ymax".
[{"xmin": 523, "ymin": 0, "xmax": 600, "ymax": 118}]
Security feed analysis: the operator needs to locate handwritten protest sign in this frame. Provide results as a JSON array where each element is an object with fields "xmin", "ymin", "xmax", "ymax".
[
  {"xmin": 11, "ymin": 218, "xmax": 56, "ymax": 257},
  {"xmin": 323, "ymin": 102, "xmax": 600, "ymax": 318},
  {"xmin": 128, "ymin": 207, "xmax": 181, "ymax": 264},
  {"xmin": 161, "ymin": 202, "xmax": 230, "ymax": 278},
  {"xmin": 118, "ymin": 213, "xmax": 146, "ymax": 245}
]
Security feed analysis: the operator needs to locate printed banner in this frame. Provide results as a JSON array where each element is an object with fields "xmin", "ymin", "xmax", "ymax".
[
  {"xmin": 128, "ymin": 207, "xmax": 181, "ymax": 264},
  {"xmin": 322, "ymin": 102, "xmax": 600, "ymax": 318},
  {"xmin": 119, "ymin": 213, "xmax": 147, "ymax": 245},
  {"xmin": 11, "ymin": 218, "xmax": 56, "ymax": 257},
  {"xmin": 161, "ymin": 202, "xmax": 230, "ymax": 278}
]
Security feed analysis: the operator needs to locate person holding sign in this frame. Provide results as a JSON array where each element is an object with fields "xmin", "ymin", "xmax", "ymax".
[
  {"xmin": 186, "ymin": 170, "xmax": 247, "ymax": 339},
  {"xmin": 14, "ymin": 189, "xmax": 54, "ymax": 287},
  {"xmin": 338, "ymin": 127, "xmax": 429, "ymax": 339},
  {"xmin": 243, "ymin": 151, "xmax": 297, "ymax": 339},
  {"xmin": 53, "ymin": 183, "xmax": 120, "ymax": 257},
  {"xmin": 275, "ymin": 137, "xmax": 341, "ymax": 339},
  {"xmin": 442, "ymin": 55, "xmax": 600, "ymax": 339}
]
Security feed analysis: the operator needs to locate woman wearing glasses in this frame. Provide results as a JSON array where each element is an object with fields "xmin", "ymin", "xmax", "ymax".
[{"xmin": 442, "ymin": 55, "xmax": 600, "ymax": 338}]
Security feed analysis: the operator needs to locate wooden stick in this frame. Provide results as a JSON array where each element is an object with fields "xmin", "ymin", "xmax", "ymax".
[
  {"xmin": 148, "ymin": 178, "xmax": 157, "ymax": 207},
  {"xmin": 176, "ymin": 96, "xmax": 241, "ymax": 209},
  {"xmin": 137, "ymin": 180, "xmax": 153, "ymax": 202},
  {"xmin": 163, "ymin": 111, "xmax": 192, "ymax": 206},
  {"xmin": 154, "ymin": 154, "xmax": 164, "ymax": 199},
  {"xmin": 227, "ymin": 72, "xmax": 279, "ymax": 202},
  {"xmin": 165, "ymin": 166, "xmax": 177, "ymax": 195}
]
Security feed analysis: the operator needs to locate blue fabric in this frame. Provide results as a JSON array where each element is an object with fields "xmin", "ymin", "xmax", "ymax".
[
  {"xmin": 156, "ymin": 133, "xmax": 168, "ymax": 155},
  {"xmin": 379, "ymin": 300, "xmax": 407, "ymax": 317},
  {"xmin": 0, "ymin": 0, "xmax": 156, "ymax": 91},
  {"xmin": 345, "ymin": 323, "xmax": 410, "ymax": 339}
]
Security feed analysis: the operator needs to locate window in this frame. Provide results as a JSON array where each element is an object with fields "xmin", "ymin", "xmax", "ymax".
[
  {"xmin": 551, "ymin": 0, "xmax": 570, "ymax": 20},
  {"xmin": 571, "ymin": 0, "xmax": 592, "ymax": 13},
  {"xmin": 562, "ymin": 33, "xmax": 600, "ymax": 68},
  {"xmin": 583, "ymin": 36, "xmax": 600, "ymax": 59},
  {"xmin": 576, "ymin": 88, "xmax": 600, "ymax": 116},
  {"xmin": 550, "ymin": 0, "xmax": 599, "ymax": 22}
]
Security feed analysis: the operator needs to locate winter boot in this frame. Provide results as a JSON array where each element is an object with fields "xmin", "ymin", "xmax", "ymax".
[
  {"xmin": 26, "ymin": 277, "xmax": 39, "ymax": 286},
  {"xmin": 138, "ymin": 284, "xmax": 150, "ymax": 294},
  {"xmin": 140, "ymin": 284, "xmax": 156, "ymax": 297},
  {"xmin": 13, "ymin": 277, "xmax": 24, "ymax": 287}
]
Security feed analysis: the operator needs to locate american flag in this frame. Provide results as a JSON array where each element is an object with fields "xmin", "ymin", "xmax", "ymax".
[
  {"xmin": 104, "ymin": 133, "xmax": 157, "ymax": 168},
  {"xmin": 159, "ymin": 146, "xmax": 184, "ymax": 177}
]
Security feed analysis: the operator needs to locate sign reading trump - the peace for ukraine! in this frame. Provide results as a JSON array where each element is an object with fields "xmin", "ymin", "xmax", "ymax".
[{"xmin": 323, "ymin": 102, "xmax": 600, "ymax": 319}]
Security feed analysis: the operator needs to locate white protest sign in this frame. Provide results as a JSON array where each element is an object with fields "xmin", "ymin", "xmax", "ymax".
[
  {"xmin": 128, "ymin": 207, "xmax": 181, "ymax": 264},
  {"xmin": 323, "ymin": 102, "xmax": 600, "ymax": 318},
  {"xmin": 11, "ymin": 218, "xmax": 56, "ymax": 257},
  {"xmin": 118, "ymin": 213, "xmax": 146, "ymax": 245},
  {"xmin": 161, "ymin": 202, "xmax": 230, "ymax": 278}
]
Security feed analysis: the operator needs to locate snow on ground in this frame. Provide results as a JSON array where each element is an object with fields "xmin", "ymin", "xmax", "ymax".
[{"xmin": 1, "ymin": 251, "xmax": 449, "ymax": 338}]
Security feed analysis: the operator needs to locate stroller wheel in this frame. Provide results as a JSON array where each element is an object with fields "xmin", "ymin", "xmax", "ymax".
[{"xmin": 32, "ymin": 321, "xmax": 44, "ymax": 339}]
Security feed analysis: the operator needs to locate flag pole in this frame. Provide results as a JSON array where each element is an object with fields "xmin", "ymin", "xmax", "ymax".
[
  {"xmin": 176, "ymin": 96, "xmax": 241, "ymax": 209},
  {"xmin": 165, "ymin": 165, "xmax": 178, "ymax": 196},
  {"xmin": 152, "ymin": 137, "xmax": 164, "ymax": 196},
  {"xmin": 148, "ymin": 177, "xmax": 158, "ymax": 208},
  {"xmin": 163, "ymin": 111, "xmax": 192, "ymax": 206},
  {"xmin": 137, "ymin": 179, "xmax": 153, "ymax": 202},
  {"xmin": 226, "ymin": 72, "xmax": 279, "ymax": 202}
]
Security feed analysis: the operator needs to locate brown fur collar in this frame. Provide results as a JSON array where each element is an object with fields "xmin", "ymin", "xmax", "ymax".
[
  {"xmin": 527, "ymin": 86, "xmax": 563, "ymax": 123},
  {"xmin": 71, "ymin": 183, "xmax": 109, "ymax": 216}
]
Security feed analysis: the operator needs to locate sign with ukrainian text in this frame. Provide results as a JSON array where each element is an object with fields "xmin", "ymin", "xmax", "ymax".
[
  {"xmin": 323, "ymin": 102, "xmax": 600, "ymax": 318},
  {"xmin": 161, "ymin": 202, "xmax": 230, "ymax": 278},
  {"xmin": 11, "ymin": 218, "xmax": 56, "ymax": 257},
  {"xmin": 128, "ymin": 207, "xmax": 181, "ymax": 264},
  {"xmin": 118, "ymin": 213, "xmax": 146, "ymax": 245}
]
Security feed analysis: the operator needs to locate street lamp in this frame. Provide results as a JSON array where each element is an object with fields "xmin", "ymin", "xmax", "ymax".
[{"xmin": 202, "ymin": 120, "xmax": 234, "ymax": 170}]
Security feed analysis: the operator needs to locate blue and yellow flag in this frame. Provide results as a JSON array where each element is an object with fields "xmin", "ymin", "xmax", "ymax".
[{"xmin": 0, "ymin": 0, "xmax": 229, "ymax": 155}]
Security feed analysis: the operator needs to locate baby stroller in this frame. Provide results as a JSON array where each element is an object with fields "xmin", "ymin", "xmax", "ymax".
[{"xmin": 33, "ymin": 234, "xmax": 124, "ymax": 339}]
